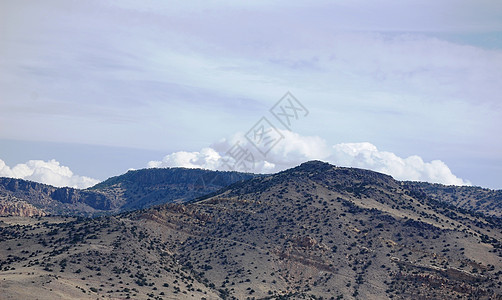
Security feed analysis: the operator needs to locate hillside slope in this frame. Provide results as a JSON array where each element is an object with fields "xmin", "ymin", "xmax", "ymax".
[
  {"xmin": 1, "ymin": 161, "xmax": 500, "ymax": 299},
  {"xmin": 404, "ymin": 181, "xmax": 502, "ymax": 217}
]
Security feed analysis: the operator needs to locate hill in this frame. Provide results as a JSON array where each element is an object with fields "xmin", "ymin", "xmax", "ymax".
[
  {"xmin": 0, "ymin": 161, "xmax": 500, "ymax": 299},
  {"xmin": 0, "ymin": 168, "xmax": 257, "ymax": 216}
]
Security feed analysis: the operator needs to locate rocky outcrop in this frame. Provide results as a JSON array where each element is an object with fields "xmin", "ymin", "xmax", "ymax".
[{"xmin": 0, "ymin": 199, "xmax": 46, "ymax": 216}]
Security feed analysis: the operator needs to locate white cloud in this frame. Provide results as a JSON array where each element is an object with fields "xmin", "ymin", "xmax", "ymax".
[
  {"xmin": 148, "ymin": 132, "xmax": 470, "ymax": 186},
  {"xmin": 330, "ymin": 142, "xmax": 470, "ymax": 186},
  {"xmin": 147, "ymin": 147, "xmax": 222, "ymax": 170},
  {"xmin": 0, "ymin": 159, "xmax": 99, "ymax": 189},
  {"xmin": 149, "ymin": 130, "xmax": 330, "ymax": 173}
]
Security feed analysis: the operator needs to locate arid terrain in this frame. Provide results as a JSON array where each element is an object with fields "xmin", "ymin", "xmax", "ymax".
[
  {"xmin": 1, "ymin": 161, "xmax": 501, "ymax": 299},
  {"xmin": 0, "ymin": 168, "xmax": 257, "ymax": 217}
]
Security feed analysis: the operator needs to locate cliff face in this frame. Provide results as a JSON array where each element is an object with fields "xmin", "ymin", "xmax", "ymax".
[
  {"xmin": 0, "ymin": 178, "xmax": 96, "ymax": 216},
  {"xmin": 0, "ymin": 198, "xmax": 46, "ymax": 217},
  {"xmin": 48, "ymin": 188, "xmax": 114, "ymax": 210}
]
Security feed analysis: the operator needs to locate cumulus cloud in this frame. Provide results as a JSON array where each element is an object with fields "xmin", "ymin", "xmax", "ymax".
[
  {"xmin": 147, "ymin": 148, "xmax": 223, "ymax": 170},
  {"xmin": 148, "ymin": 132, "xmax": 470, "ymax": 186},
  {"xmin": 330, "ymin": 142, "xmax": 470, "ymax": 186},
  {"xmin": 0, "ymin": 159, "xmax": 99, "ymax": 189},
  {"xmin": 148, "ymin": 130, "xmax": 331, "ymax": 174}
]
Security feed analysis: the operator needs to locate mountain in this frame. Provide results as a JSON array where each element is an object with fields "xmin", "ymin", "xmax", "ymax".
[
  {"xmin": 1, "ymin": 165, "xmax": 499, "ymax": 219},
  {"xmin": 1, "ymin": 161, "xmax": 500, "ymax": 299},
  {"xmin": 0, "ymin": 168, "xmax": 257, "ymax": 216}
]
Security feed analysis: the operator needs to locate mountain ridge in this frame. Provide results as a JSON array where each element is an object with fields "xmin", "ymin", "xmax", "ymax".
[
  {"xmin": 0, "ymin": 168, "xmax": 258, "ymax": 216},
  {"xmin": 0, "ymin": 161, "xmax": 500, "ymax": 219}
]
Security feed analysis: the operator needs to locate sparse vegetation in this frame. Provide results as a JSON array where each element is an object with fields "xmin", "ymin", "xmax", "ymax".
[{"xmin": 0, "ymin": 162, "xmax": 500, "ymax": 299}]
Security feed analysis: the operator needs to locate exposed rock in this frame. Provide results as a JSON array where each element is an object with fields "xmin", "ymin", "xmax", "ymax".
[{"xmin": 0, "ymin": 199, "xmax": 46, "ymax": 217}]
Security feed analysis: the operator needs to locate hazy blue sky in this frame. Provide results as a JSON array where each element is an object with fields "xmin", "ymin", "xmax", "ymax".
[{"xmin": 1, "ymin": 0, "xmax": 501, "ymax": 189}]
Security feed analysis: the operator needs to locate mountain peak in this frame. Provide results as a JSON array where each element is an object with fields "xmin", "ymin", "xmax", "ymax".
[
  {"xmin": 298, "ymin": 160, "xmax": 333, "ymax": 168},
  {"xmin": 287, "ymin": 160, "xmax": 334, "ymax": 173}
]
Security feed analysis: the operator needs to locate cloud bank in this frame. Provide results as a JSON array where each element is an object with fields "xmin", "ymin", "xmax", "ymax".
[
  {"xmin": 148, "ymin": 132, "xmax": 470, "ymax": 186},
  {"xmin": 0, "ymin": 159, "xmax": 99, "ymax": 189}
]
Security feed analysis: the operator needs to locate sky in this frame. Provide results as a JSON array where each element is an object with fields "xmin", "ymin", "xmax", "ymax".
[{"xmin": 1, "ymin": 0, "xmax": 501, "ymax": 189}]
